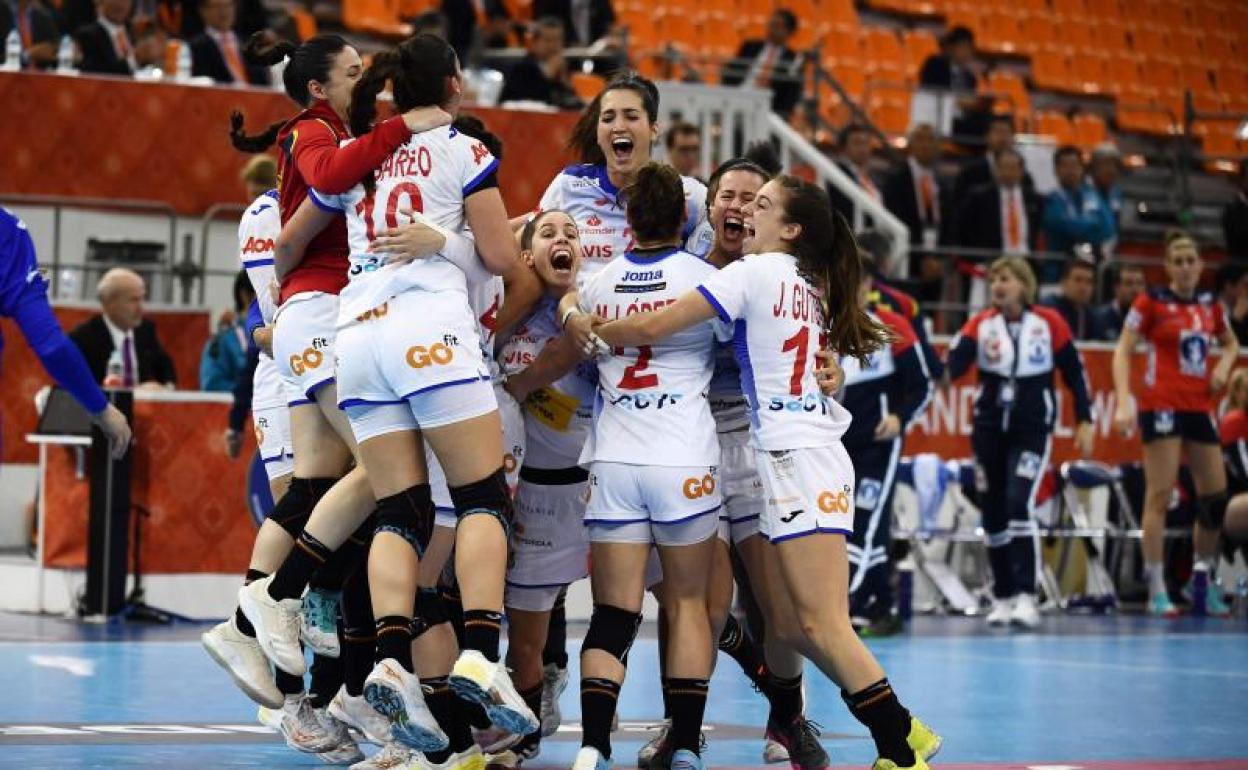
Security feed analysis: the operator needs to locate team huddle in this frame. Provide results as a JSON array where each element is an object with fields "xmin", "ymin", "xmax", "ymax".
[{"xmin": 203, "ymin": 30, "xmax": 944, "ymax": 770}]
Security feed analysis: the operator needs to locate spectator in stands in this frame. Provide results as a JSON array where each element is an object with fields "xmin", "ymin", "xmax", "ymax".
[
  {"xmin": 69, "ymin": 267, "xmax": 176, "ymax": 388},
  {"xmin": 498, "ymin": 16, "xmax": 583, "ymax": 109},
  {"xmin": 720, "ymin": 8, "xmax": 802, "ymax": 118},
  {"xmin": 952, "ymin": 114, "xmax": 1033, "ymax": 202},
  {"xmin": 665, "ymin": 121, "xmax": 701, "ymax": 180},
  {"xmin": 131, "ymin": 18, "xmax": 167, "ymax": 74},
  {"xmin": 443, "ymin": 0, "xmax": 511, "ymax": 59},
  {"xmin": 1224, "ymin": 164, "xmax": 1248, "ymax": 261},
  {"xmin": 919, "ymin": 25, "xmax": 990, "ymax": 139},
  {"xmin": 1043, "ymin": 145, "xmax": 1110, "ymax": 261},
  {"xmin": 883, "ymin": 122, "xmax": 946, "ymax": 300},
  {"xmin": 1214, "ymin": 262, "xmax": 1248, "ymax": 344},
  {"xmin": 177, "ymin": 0, "xmax": 265, "ymax": 40},
  {"xmin": 828, "ymin": 123, "xmax": 882, "ymax": 229},
  {"xmin": 1095, "ymin": 262, "xmax": 1145, "ymax": 340},
  {"xmin": 200, "ymin": 271, "xmax": 254, "ymax": 392},
  {"xmin": 190, "ymin": 0, "xmax": 269, "ymax": 84},
  {"xmin": 1089, "ymin": 143, "xmax": 1123, "ymax": 253},
  {"xmin": 74, "ymin": 0, "xmax": 136, "ymax": 76},
  {"xmin": 533, "ymin": 0, "xmax": 614, "ymax": 47},
  {"xmin": 0, "ymin": 0, "xmax": 61, "ymax": 69},
  {"xmin": 132, "ymin": 0, "xmax": 186, "ymax": 37},
  {"xmin": 1042, "ymin": 258, "xmax": 1104, "ymax": 341},
  {"xmin": 951, "ymin": 147, "xmax": 1040, "ymax": 256},
  {"xmin": 412, "ymin": 9, "xmax": 449, "ymax": 38}
]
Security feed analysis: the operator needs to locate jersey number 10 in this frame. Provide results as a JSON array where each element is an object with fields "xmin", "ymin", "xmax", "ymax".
[{"xmin": 355, "ymin": 181, "xmax": 425, "ymax": 241}]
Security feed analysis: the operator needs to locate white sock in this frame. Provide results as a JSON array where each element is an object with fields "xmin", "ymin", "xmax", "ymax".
[{"xmin": 1144, "ymin": 562, "xmax": 1167, "ymax": 598}]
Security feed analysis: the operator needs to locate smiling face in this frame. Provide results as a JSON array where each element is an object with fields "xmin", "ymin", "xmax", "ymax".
[
  {"xmin": 312, "ymin": 46, "xmax": 364, "ymax": 119},
  {"xmin": 596, "ymin": 88, "xmax": 656, "ymax": 182},
  {"xmin": 524, "ymin": 211, "xmax": 582, "ymax": 292},
  {"xmin": 742, "ymin": 179, "xmax": 800, "ymax": 255},
  {"xmin": 710, "ymin": 168, "xmax": 766, "ymax": 257}
]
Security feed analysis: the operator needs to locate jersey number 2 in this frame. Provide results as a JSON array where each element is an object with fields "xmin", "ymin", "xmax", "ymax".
[
  {"xmin": 355, "ymin": 181, "xmax": 425, "ymax": 241},
  {"xmin": 615, "ymin": 345, "xmax": 658, "ymax": 389}
]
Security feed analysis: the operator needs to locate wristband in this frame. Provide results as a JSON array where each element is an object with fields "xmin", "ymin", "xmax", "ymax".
[{"xmin": 560, "ymin": 306, "xmax": 581, "ymax": 328}]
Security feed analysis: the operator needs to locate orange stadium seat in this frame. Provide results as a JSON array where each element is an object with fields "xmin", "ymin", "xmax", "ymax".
[
  {"xmin": 571, "ymin": 73, "xmax": 605, "ymax": 101},
  {"xmin": 1049, "ymin": 0, "xmax": 1085, "ymax": 15},
  {"xmin": 1072, "ymin": 113, "xmax": 1109, "ymax": 151},
  {"xmin": 863, "ymin": 28, "xmax": 905, "ymax": 79},
  {"xmin": 1092, "ymin": 21, "xmax": 1131, "ymax": 56},
  {"xmin": 867, "ymin": 95, "xmax": 911, "ymax": 135},
  {"xmin": 1031, "ymin": 50, "xmax": 1073, "ymax": 92},
  {"xmin": 1070, "ymin": 53, "xmax": 1110, "ymax": 95},
  {"xmin": 1016, "ymin": 15, "xmax": 1055, "ymax": 56},
  {"xmin": 825, "ymin": 0, "xmax": 859, "ymax": 26},
  {"xmin": 1059, "ymin": 21, "xmax": 1096, "ymax": 54},
  {"xmin": 1197, "ymin": 124, "xmax": 1243, "ymax": 175},
  {"xmin": 341, "ymin": 0, "xmax": 410, "ymax": 38},
  {"xmin": 289, "ymin": 7, "xmax": 318, "ymax": 40},
  {"xmin": 982, "ymin": 70, "xmax": 1030, "ymax": 124},
  {"xmin": 1033, "ymin": 110, "xmax": 1075, "ymax": 145},
  {"xmin": 821, "ymin": 26, "xmax": 864, "ymax": 69},
  {"xmin": 977, "ymin": 11, "xmax": 1022, "ymax": 55},
  {"xmin": 1085, "ymin": 0, "xmax": 1122, "ymax": 19},
  {"xmin": 1105, "ymin": 54, "xmax": 1144, "ymax": 98},
  {"xmin": 901, "ymin": 29, "xmax": 939, "ymax": 78},
  {"xmin": 1116, "ymin": 103, "xmax": 1175, "ymax": 137}
]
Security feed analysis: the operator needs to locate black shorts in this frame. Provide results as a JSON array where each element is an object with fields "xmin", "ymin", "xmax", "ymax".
[{"xmin": 1138, "ymin": 410, "xmax": 1218, "ymax": 444}]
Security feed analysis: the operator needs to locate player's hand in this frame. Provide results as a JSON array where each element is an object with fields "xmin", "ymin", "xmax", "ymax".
[
  {"xmin": 568, "ymin": 311, "xmax": 609, "ymax": 358},
  {"xmin": 253, "ymin": 326, "xmax": 274, "ymax": 356},
  {"xmin": 224, "ymin": 428, "xmax": 242, "ymax": 459},
  {"xmin": 1074, "ymin": 421, "xmax": 1095, "ymax": 459},
  {"xmin": 91, "ymin": 404, "xmax": 132, "ymax": 460},
  {"xmin": 1211, "ymin": 364, "xmax": 1231, "ymax": 394},
  {"xmin": 369, "ymin": 215, "xmax": 447, "ymax": 265},
  {"xmin": 814, "ymin": 350, "xmax": 843, "ymax": 396},
  {"xmin": 874, "ymin": 414, "xmax": 901, "ymax": 441},
  {"xmin": 1113, "ymin": 397, "xmax": 1135, "ymax": 437},
  {"xmin": 268, "ymin": 278, "xmax": 281, "ymax": 307},
  {"xmin": 401, "ymin": 106, "xmax": 453, "ymax": 134},
  {"xmin": 503, "ymin": 374, "xmax": 531, "ymax": 404}
]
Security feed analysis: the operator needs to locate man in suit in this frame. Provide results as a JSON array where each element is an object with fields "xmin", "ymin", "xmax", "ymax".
[
  {"xmin": 827, "ymin": 123, "xmax": 882, "ymax": 231},
  {"xmin": 1095, "ymin": 262, "xmax": 1145, "ymax": 341},
  {"xmin": 74, "ymin": 0, "xmax": 136, "ymax": 76},
  {"xmin": 951, "ymin": 147, "xmax": 1041, "ymax": 255},
  {"xmin": 1042, "ymin": 258, "xmax": 1105, "ymax": 341},
  {"xmin": 498, "ymin": 16, "xmax": 582, "ymax": 109},
  {"xmin": 951, "ymin": 114, "xmax": 1035, "ymax": 203},
  {"xmin": 919, "ymin": 25, "xmax": 990, "ymax": 138},
  {"xmin": 1, "ymin": 0, "xmax": 61, "ymax": 69},
  {"xmin": 721, "ymin": 8, "xmax": 802, "ymax": 118},
  {"xmin": 883, "ymin": 122, "xmax": 947, "ymax": 298},
  {"xmin": 189, "ymin": 0, "xmax": 267, "ymax": 85},
  {"xmin": 69, "ymin": 267, "xmax": 176, "ymax": 388},
  {"xmin": 532, "ymin": 0, "xmax": 614, "ymax": 47}
]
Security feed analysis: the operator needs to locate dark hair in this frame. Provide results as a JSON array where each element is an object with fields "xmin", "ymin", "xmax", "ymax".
[
  {"xmin": 994, "ymin": 146, "xmax": 1024, "ymax": 166},
  {"xmin": 855, "ymin": 229, "xmax": 893, "ymax": 275},
  {"xmin": 622, "ymin": 163, "xmax": 685, "ymax": 245},
  {"xmin": 567, "ymin": 72, "xmax": 659, "ymax": 165},
  {"xmin": 1114, "ymin": 262, "xmax": 1145, "ymax": 283},
  {"xmin": 245, "ymin": 33, "xmax": 350, "ymax": 107},
  {"xmin": 943, "ymin": 25, "xmax": 974, "ymax": 47},
  {"xmin": 1061, "ymin": 257, "xmax": 1095, "ymax": 279},
  {"xmin": 1215, "ymin": 262, "xmax": 1245, "ymax": 291},
  {"xmin": 520, "ymin": 209, "xmax": 570, "ymax": 251},
  {"xmin": 533, "ymin": 14, "xmax": 564, "ymax": 33},
  {"xmin": 413, "ymin": 10, "xmax": 449, "ymax": 36},
  {"xmin": 743, "ymin": 140, "xmax": 783, "ymax": 175},
  {"xmin": 773, "ymin": 175, "xmax": 889, "ymax": 363},
  {"xmin": 1053, "ymin": 144, "xmax": 1083, "ymax": 169},
  {"xmin": 988, "ymin": 113, "xmax": 1015, "ymax": 131},
  {"xmin": 665, "ymin": 121, "xmax": 699, "ymax": 150},
  {"xmin": 349, "ymin": 34, "xmax": 459, "ymax": 138},
  {"xmin": 838, "ymin": 123, "xmax": 870, "ymax": 148},
  {"xmin": 233, "ymin": 269, "xmax": 254, "ymax": 313},
  {"xmin": 771, "ymin": 8, "xmax": 798, "ymax": 34},
  {"xmin": 705, "ymin": 158, "xmax": 770, "ymax": 202},
  {"xmin": 453, "ymin": 114, "xmax": 504, "ymax": 160},
  {"xmin": 229, "ymin": 110, "xmax": 285, "ymax": 153}
]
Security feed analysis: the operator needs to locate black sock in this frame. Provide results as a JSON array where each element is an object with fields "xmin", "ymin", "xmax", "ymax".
[
  {"xmin": 718, "ymin": 615, "xmax": 769, "ymax": 692},
  {"xmin": 661, "ymin": 676, "xmax": 672, "ymax": 720},
  {"xmin": 275, "ymin": 667, "xmax": 304, "ymax": 696},
  {"xmin": 842, "ymin": 678, "xmax": 914, "ymax": 765},
  {"xmin": 443, "ymin": 586, "xmax": 465, "ymax": 647},
  {"xmin": 467, "ymin": 701, "xmax": 491, "ymax": 730},
  {"xmin": 235, "ymin": 568, "xmax": 268, "ymax": 637},
  {"xmin": 308, "ymin": 651, "xmax": 344, "ymax": 709},
  {"xmin": 665, "ymin": 678, "xmax": 709, "ymax": 755},
  {"xmin": 375, "ymin": 616, "xmax": 414, "ymax": 671},
  {"xmin": 342, "ymin": 626, "xmax": 375, "ymax": 697},
  {"xmin": 986, "ymin": 540, "xmax": 1015, "ymax": 599},
  {"xmin": 657, "ymin": 612, "xmax": 671, "ymax": 719},
  {"xmin": 580, "ymin": 677, "xmax": 621, "ymax": 758},
  {"xmin": 269, "ymin": 531, "xmax": 335, "ymax": 601},
  {"xmin": 463, "ymin": 609, "xmax": 503, "ymax": 662},
  {"xmin": 514, "ymin": 681, "xmax": 544, "ymax": 753},
  {"xmin": 542, "ymin": 592, "xmax": 569, "ymax": 669},
  {"xmin": 424, "ymin": 676, "xmax": 473, "ymax": 761},
  {"xmin": 765, "ymin": 671, "xmax": 803, "ymax": 726}
]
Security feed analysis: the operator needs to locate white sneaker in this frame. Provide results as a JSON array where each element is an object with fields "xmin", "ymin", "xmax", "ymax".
[
  {"xmin": 330, "ymin": 685, "xmax": 391, "ymax": 746},
  {"xmin": 540, "ymin": 664, "xmax": 568, "ymax": 738},
  {"xmin": 302, "ymin": 588, "xmax": 342, "ymax": 658},
  {"xmin": 238, "ymin": 576, "xmax": 307, "ymax": 675},
  {"xmin": 985, "ymin": 597, "xmax": 1014, "ymax": 627},
  {"xmin": 473, "ymin": 724, "xmax": 522, "ymax": 754},
  {"xmin": 761, "ymin": 736, "xmax": 790, "ymax": 764},
  {"xmin": 1011, "ymin": 593, "xmax": 1041, "ymax": 630},
  {"xmin": 637, "ymin": 720, "xmax": 671, "ymax": 769},
  {"xmin": 363, "ymin": 658, "xmax": 449, "ymax": 752},
  {"xmin": 258, "ymin": 703, "xmax": 284, "ymax": 731},
  {"xmin": 488, "ymin": 741, "xmax": 540, "ymax": 769},
  {"xmin": 419, "ymin": 744, "xmax": 487, "ymax": 770},
  {"xmin": 350, "ymin": 741, "xmax": 411, "ymax": 770},
  {"xmin": 314, "ymin": 707, "xmax": 365, "ymax": 764},
  {"xmin": 277, "ymin": 694, "xmax": 342, "ymax": 754},
  {"xmin": 202, "ymin": 616, "xmax": 284, "ymax": 708},
  {"xmin": 573, "ymin": 746, "xmax": 612, "ymax": 770},
  {"xmin": 450, "ymin": 650, "xmax": 540, "ymax": 737}
]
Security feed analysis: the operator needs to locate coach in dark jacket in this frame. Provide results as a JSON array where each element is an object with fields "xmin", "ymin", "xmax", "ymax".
[
  {"xmin": 188, "ymin": 0, "xmax": 268, "ymax": 84},
  {"xmin": 952, "ymin": 148, "xmax": 1041, "ymax": 254},
  {"xmin": 721, "ymin": 8, "xmax": 802, "ymax": 118},
  {"xmin": 70, "ymin": 268, "xmax": 176, "ymax": 388},
  {"xmin": 73, "ymin": 0, "xmax": 136, "ymax": 76},
  {"xmin": 0, "ymin": 0, "xmax": 61, "ymax": 68}
]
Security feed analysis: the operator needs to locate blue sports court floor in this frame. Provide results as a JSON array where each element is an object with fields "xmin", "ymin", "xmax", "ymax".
[{"xmin": 0, "ymin": 612, "xmax": 1245, "ymax": 770}]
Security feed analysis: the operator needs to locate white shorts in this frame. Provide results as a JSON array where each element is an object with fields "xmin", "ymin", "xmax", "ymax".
[
  {"xmin": 253, "ymin": 355, "xmax": 287, "ymax": 412},
  {"xmin": 273, "ymin": 291, "xmax": 338, "ymax": 406},
  {"xmin": 720, "ymin": 430, "xmax": 764, "ymax": 544},
  {"xmin": 343, "ymin": 381, "xmax": 498, "ymax": 444},
  {"xmin": 253, "ymin": 404, "xmax": 294, "ymax": 481},
  {"xmin": 429, "ymin": 382, "xmax": 523, "ymax": 525},
  {"xmin": 757, "ymin": 443, "xmax": 856, "ymax": 543},
  {"xmin": 584, "ymin": 462, "xmax": 722, "ymax": 547},
  {"xmin": 505, "ymin": 475, "xmax": 590, "ymax": 611},
  {"xmin": 335, "ymin": 289, "xmax": 493, "ymax": 423}
]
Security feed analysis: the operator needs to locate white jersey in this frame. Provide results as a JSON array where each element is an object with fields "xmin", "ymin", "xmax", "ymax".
[
  {"xmin": 471, "ymin": 273, "xmax": 504, "ymax": 377},
  {"xmin": 310, "ymin": 125, "xmax": 500, "ymax": 324},
  {"xmin": 500, "ymin": 297, "xmax": 597, "ymax": 469},
  {"xmin": 697, "ymin": 252, "xmax": 852, "ymax": 451},
  {"xmin": 537, "ymin": 163, "xmax": 709, "ymax": 288},
  {"xmin": 579, "ymin": 247, "xmax": 723, "ymax": 467},
  {"xmin": 238, "ymin": 190, "xmax": 286, "ymax": 410}
]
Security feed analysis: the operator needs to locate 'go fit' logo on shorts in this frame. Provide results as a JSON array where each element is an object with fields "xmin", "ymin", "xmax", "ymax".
[
  {"xmin": 682, "ymin": 473, "xmax": 716, "ymax": 500},
  {"xmin": 817, "ymin": 487, "xmax": 852, "ymax": 514},
  {"xmin": 289, "ymin": 347, "xmax": 325, "ymax": 376},
  {"xmin": 406, "ymin": 343, "xmax": 454, "ymax": 369}
]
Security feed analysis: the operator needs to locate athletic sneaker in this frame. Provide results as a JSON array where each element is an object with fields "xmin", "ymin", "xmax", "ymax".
[
  {"xmin": 258, "ymin": 703, "xmax": 283, "ymax": 731},
  {"xmin": 647, "ymin": 732, "xmax": 705, "ymax": 770},
  {"xmin": 238, "ymin": 576, "xmax": 307, "ymax": 675},
  {"xmin": 450, "ymin": 650, "xmax": 540, "ymax": 736},
  {"xmin": 363, "ymin": 659, "xmax": 449, "ymax": 752},
  {"xmin": 764, "ymin": 716, "xmax": 830, "ymax": 770},
  {"xmin": 540, "ymin": 663, "xmax": 569, "ymax": 737},
  {"xmin": 201, "ymin": 616, "xmax": 284, "ymax": 708},
  {"xmin": 474, "ymin": 724, "xmax": 523, "ymax": 754},
  {"xmin": 637, "ymin": 720, "xmax": 671, "ymax": 769},
  {"xmin": 1010, "ymin": 593, "xmax": 1041, "ymax": 630},
  {"xmin": 1181, "ymin": 575, "xmax": 1233, "ymax": 618},
  {"xmin": 315, "ymin": 707, "xmax": 365, "ymax": 765},
  {"xmin": 871, "ymin": 759, "xmax": 929, "ymax": 770},
  {"xmin": 274, "ymin": 694, "xmax": 343, "ymax": 754},
  {"xmin": 486, "ymin": 741, "xmax": 540, "ymax": 770},
  {"xmin": 985, "ymin": 597, "xmax": 1013, "ymax": 627},
  {"xmin": 859, "ymin": 614, "xmax": 904, "ymax": 639},
  {"xmin": 302, "ymin": 588, "xmax": 342, "ymax": 658},
  {"xmin": 330, "ymin": 686, "xmax": 391, "ymax": 746},
  {"xmin": 1148, "ymin": 592, "xmax": 1180, "ymax": 618},
  {"xmin": 669, "ymin": 749, "xmax": 704, "ymax": 770},
  {"xmin": 350, "ymin": 741, "xmax": 411, "ymax": 770},
  {"xmin": 572, "ymin": 746, "xmax": 612, "ymax": 770},
  {"xmin": 416, "ymin": 745, "xmax": 488, "ymax": 770},
  {"xmin": 762, "ymin": 736, "xmax": 790, "ymax": 764},
  {"xmin": 907, "ymin": 717, "xmax": 942, "ymax": 761}
]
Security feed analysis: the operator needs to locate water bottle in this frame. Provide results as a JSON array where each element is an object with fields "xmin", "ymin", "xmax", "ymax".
[
  {"xmin": 175, "ymin": 41, "xmax": 192, "ymax": 83},
  {"xmin": 103, "ymin": 350, "xmax": 124, "ymax": 389},
  {"xmin": 3, "ymin": 29, "xmax": 21, "ymax": 72},
  {"xmin": 56, "ymin": 35, "xmax": 76, "ymax": 75},
  {"xmin": 1190, "ymin": 563, "xmax": 1209, "ymax": 618}
]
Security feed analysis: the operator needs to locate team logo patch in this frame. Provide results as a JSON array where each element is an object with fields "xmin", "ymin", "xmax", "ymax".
[
  {"xmin": 406, "ymin": 342, "xmax": 454, "ymax": 369},
  {"xmin": 818, "ymin": 485, "xmax": 852, "ymax": 514},
  {"xmin": 1179, "ymin": 330, "xmax": 1208, "ymax": 377},
  {"xmin": 682, "ymin": 473, "xmax": 717, "ymax": 500},
  {"xmin": 1015, "ymin": 451, "xmax": 1042, "ymax": 480},
  {"xmin": 856, "ymin": 478, "xmax": 882, "ymax": 511},
  {"xmin": 1154, "ymin": 410, "xmax": 1175, "ymax": 435}
]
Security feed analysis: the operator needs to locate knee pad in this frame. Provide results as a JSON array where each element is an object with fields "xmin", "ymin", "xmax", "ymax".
[
  {"xmin": 1198, "ymin": 492, "xmax": 1229, "ymax": 530},
  {"xmin": 583, "ymin": 603, "xmax": 643, "ymax": 665},
  {"xmin": 375, "ymin": 484, "xmax": 435, "ymax": 554},
  {"xmin": 411, "ymin": 586, "xmax": 450, "ymax": 639},
  {"xmin": 267, "ymin": 476, "xmax": 334, "ymax": 537},
  {"xmin": 449, "ymin": 468, "xmax": 514, "ymax": 535}
]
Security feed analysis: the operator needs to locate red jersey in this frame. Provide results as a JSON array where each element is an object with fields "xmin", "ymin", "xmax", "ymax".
[
  {"xmin": 1125, "ymin": 287, "xmax": 1227, "ymax": 412},
  {"xmin": 275, "ymin": 101, "xmax": 411, "ymax": 304}
]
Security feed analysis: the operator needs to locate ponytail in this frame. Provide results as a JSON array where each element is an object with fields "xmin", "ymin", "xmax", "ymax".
[
  {"xmin": 348, "ymin": 50, "xmax": 400, "ymax": 139},
  {"xmin": 229, "ymin": 110, "xmax": 284, "ymax": 153},
  {"xmin": 243, "ymin": 34, "xmax": 294, "ymax": 66},
  {"xmin": 245, "ymin": 33, "xmax": 349, "ymax": 107}
]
